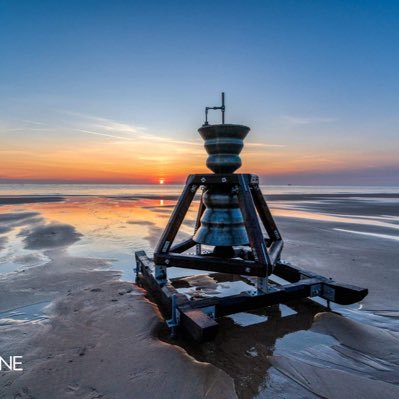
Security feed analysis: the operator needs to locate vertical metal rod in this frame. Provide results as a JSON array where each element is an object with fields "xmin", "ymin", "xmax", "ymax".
[
  {"xmin": 221, "ymin": 92, "xmax": 225, "ymax": 124},
  {"xmin": 167, "ymin": 294, "xmax": 178, "ymax": 337},
  {"xmin": 194, "ymin": 190, "xmax": 205, "ymax": 255},
  {"xmin": 134, "ymin": 258, "xmax": 140, "ymax": 283}
]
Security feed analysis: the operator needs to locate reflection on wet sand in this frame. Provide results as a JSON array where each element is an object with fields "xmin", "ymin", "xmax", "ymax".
[
  {"xmin": 272, "ymin": 205, "xmax": 399, "ymax": 231},
  {"xmin": 334, "ymin": 228, "xmax": 399, "ymax": 242},
  {"xmin": 1, "ymin": 191, "xmax": 399, "ymax": 398},
  {"xmin": 0, "ymin": 301, "xmax": 50, "ymax": 326},
  {"xmin": 164, "ymin": 299, "xmax": 328, "ymax": 399}
]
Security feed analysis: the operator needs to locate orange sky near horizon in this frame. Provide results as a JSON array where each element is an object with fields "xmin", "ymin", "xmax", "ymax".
[
  {"xmin": 1, "ymin": 109, "xmax": 398, "ymax": 185},
  {"xmin": 2, "ymin": 127, "xmax": 397, "ymax": 184}
]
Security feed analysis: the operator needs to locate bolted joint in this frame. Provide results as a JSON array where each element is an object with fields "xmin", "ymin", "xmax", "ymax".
[{"xmin": 231, "ymin": 185, "xmax": 239, "ymax": 194}]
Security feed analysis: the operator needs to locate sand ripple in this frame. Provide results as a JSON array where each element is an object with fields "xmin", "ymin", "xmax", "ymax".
[{"xmin": 270, "ymin": 312, "xmax": 399, "ymax": 398}]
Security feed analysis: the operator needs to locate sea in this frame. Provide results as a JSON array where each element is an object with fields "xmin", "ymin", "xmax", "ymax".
[{"xmin": 1, "ymin": 183, "xmax": 399, "ymax": 196}]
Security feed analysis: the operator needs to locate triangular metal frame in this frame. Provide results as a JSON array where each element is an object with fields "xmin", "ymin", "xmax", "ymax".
[
  {"xmin": 136, "ymin": 175, "xmax": 367, "ymax": 342},
  {"xmin": 153, "ymin": 173, "xmax": 284, "ymax": 289}
]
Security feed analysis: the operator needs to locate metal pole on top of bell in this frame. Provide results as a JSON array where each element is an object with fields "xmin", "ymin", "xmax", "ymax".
[{"xmin": 221, "ymin": 92, "xmax": 225, "ymax": 124}]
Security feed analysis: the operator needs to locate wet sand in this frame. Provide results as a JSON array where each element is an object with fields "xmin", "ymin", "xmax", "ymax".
[
  {"xmin": 0, "ymin": 219, "xmax": 236, "ymax": 399},
  {"xmin": 0, "ymin": 192, "xmax": 398, "ymax": 398},
  {"xmin": 271, "ymin": 312, "xmax": 399, "ymax": 399},
  {"xmin": 0, "ymin": 196, "xmax": 65, "ymax": 205},
  {"xmin": 166, "ymin": 192, "xmax": 399, "ymax": 398}
]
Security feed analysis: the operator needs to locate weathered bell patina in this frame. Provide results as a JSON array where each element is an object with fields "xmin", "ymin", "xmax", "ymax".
[
  {"xmin": 199, "ymin": 124, "xmax": 250, "ymax": 173},
  {"xmin": 194, "ymin": 124, "xmax": 250, "ymax": 248}
]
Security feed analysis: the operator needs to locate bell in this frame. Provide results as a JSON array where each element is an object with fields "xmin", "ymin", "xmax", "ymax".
[
  {"xmin": 193, "ymin": 188, "xmax": 249, "ymax": 247},
  {"xmin": 193, "ymin": 123, "xmax": 250, "ymax": 250},
  {"xmin": 199, "ymin": 124, "xmax": 250, "ymax": 173}
]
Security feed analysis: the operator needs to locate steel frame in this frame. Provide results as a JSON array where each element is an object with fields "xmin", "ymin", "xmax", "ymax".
[{"xmin": 135, "ymin": 173, "xmax": 368, "ymax": 341}]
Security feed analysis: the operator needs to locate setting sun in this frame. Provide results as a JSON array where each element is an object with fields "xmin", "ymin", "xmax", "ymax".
[{"xmin": 159, "ymin": 179, "xmax": 165, "ymax": 185}]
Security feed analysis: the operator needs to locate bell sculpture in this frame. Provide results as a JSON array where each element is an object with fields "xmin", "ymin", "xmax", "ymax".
[
  {"xmin": 135, "ymin": 93, "xmax": 368, "ymax": 342},
  {"xmin": 193, "ymin": 124, "xmax": 250, "ymax": 252}
]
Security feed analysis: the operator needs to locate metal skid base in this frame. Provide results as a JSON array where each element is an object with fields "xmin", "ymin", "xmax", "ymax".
[{"xmin": 135, "ymin": 251, "xmax": 368, "ymax": 342}]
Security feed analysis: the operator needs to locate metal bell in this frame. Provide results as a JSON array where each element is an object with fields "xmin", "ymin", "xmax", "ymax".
[
  {"xmin": 199, "ymin": 124, "xmax": 250, "ymax": 174},
  {"xmin": 193, "ymin": 188, "xmax": 249, "ymax": 247},
  {"xmin": 193, "ymin": 123, "xmax": 251, "ymax": 249}
]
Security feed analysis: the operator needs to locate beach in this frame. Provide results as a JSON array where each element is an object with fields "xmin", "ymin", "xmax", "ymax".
[{"xmin": 0, "ymin": 185, "xmax": 398, "ymax": 398}]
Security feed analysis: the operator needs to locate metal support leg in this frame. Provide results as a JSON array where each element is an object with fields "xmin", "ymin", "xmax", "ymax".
[
  {"xmin": 237, "ymin": 175, "xmax": 272, "ymax": 290},
  {"xmin": 134, "ymin": 258, "xmax": 141, "ymax": 283},
  {"xmin": 195, "ymin": 244, "xmax": 202, "ymax": 255},
  {"xmin": 166, "ymin": 294, "xmax": 180, "ymax": 337},
  {"xmin": 256, "ymin": 276, "xmax": 269, "ymax": 293}
]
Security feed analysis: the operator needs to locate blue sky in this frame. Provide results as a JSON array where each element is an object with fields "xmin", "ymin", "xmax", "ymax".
[{"xmin": 1, "ymin": 0, "xmax": 398, "ymax": 184}]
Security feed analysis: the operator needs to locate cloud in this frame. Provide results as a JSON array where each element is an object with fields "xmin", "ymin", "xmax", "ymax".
[
  {"xmin": 0, "ymin": 119, "xmax": 52, "ymax": 133},
  {"xmin": 137, "ymin": 132, "xmax": 202, "ymax": 146},
  {"xmin": 94, "ymin": 120, "xmax": 144, "ymax": 134},
  {"xmin": 65, "ymin": 112, "xmax": 203, "ymax": 147},
  {"xmin": 137, "ymin": 155, "xmax": 181, "ymax": 161},
  {"xmin": 2, "ymin": 112, "xmax": 286, "ymax": 150},
  {"xmin": 21, "ymin": 120, "xmax": 48, "ymax": 126},
  {"xmin": 1, "ymin": 111, "xmax": 289, "ymax": 183},
  {"xmin": 246, "ymin": 142, "xmax": 286, "ymax": 148},
  {"xmin": 63, "ymin": 111, "xmax": 145, "ymax": 132},
  {"xmin": 72, "ymin": 112, "xmax": 285, "ymax": 149},
  {"xmin": 77, "ymin": 129, "xmax": 138, "ymax": 141}
]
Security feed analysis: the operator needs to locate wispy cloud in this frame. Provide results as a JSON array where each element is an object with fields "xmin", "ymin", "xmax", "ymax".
[
  {"xmin": 137, "ymin": 133, "xmax": 202, "ymax": 146},
  {"xmin": 0, "ymin": 119, "xmax": 51, "ymax": 133},
  {"xmin": 70, "ymin": 112, "xmax": 285, "ymax": 149},
  {"xmin": 77, "ymin": 129, "xmax": 138, "ymax": 141},
  {"xmin": 282, "ymin": 115, "xmax": 338, "ymax": 126},
  {"xmin": 137, "ymin": 155, "xmax": 180, "ymax": 162},
  {"xmin": 246, "ymin": 142, "xmax": 286, "ymax": 148},
  {"xmin": 66, "ymin": 112, "xmax": 204, "ymax": 146},
  {"xmin": 64, "ymin": 111, "xmax": 145, "ymax": 135},
  {"xmin": 85, "ymin": 116, "xmax": 145, "ymax": 134},
  {"xmin": 21, "ymin": 120, "xmax": 48, "ymax": 126}
]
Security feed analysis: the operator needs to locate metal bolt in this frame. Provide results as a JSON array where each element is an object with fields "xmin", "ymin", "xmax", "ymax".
[
  {"xmin": 250, "ymin": 175, "xmax": 259, "ymax": 184},
  {"xmin": 221, "ymin": 177, "xmax": 227, "ymax": 183},
  {"xmin": 232, "ymin": 185, "xmax": 239, "ymax": 194},
  {"xmin": 200, "ymin": 177, "xmax": 206, "ymax": 183}
]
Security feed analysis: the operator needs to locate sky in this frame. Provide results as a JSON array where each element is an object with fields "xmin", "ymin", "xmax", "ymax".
[{"xmin": 0, "ymin": 0, "xmax": 398, "ymax": 185}]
